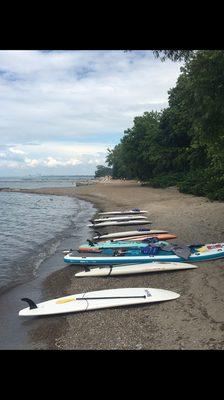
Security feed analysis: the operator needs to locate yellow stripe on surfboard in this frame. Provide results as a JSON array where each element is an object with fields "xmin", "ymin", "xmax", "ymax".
[{"xmin": 56, "ymin": 296, "xmax": 76, "ymax": 304}]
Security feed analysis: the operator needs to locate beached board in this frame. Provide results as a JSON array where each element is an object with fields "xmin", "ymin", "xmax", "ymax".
[
  {"xmin": 109, "ymin": 234, "xmax": 177, "ymax": 242},
  {"xmin": 88, "ymin": 220, "xmax": 152, "ymax": 228},
  {"xmin": 64, "ymin": 243, "xmax": 224, "ymax": 265},
  {"xmin": 99, "ymin": 210, "xmax": 148, "ymax": 215},
  {"xmin": 19, "ymin": 288, "xmax": 180, "ymax": 316},
  {"xmin": 93, "ymin": 229, "xmax": 168, "ymax": 240},
  {"xmin": 75, "ymin": 262, "xmax": 198, "ymax": 277},
  {"xmin": 78, "ymin": 240, "xmax": 170, "ymax": 253},
  {"xmin": 93, "ymin": 215, "xmax": 148, "ymax": 222}
]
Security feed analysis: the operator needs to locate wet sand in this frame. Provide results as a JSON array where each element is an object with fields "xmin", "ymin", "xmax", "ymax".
[{"xmin": 5, "ymin": 180, "xmax": 224, "ymax": 349}]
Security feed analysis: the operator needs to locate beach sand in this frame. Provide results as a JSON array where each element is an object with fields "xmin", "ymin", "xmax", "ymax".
[{"xmin": 6, "ymin": 180, "xmax": 224, "ymax": 349}]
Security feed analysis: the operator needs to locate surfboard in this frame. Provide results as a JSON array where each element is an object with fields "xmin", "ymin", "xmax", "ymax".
[
  {"xmin": 19, "ymin": 287, "xmax": 180, "ymax": 316},
  {"xmin": 93, "ymin": 229, "xmax": 168, "ymax": 240},
  {"xmin": 99, "ymin": 210, "xmax": 148, "ymax": 215},
  {"xmin": 93, "ymin": 215, "xmax": 148, "ymax": 222},
  {"xmin": 88, "ymin": 220, "xmax": 152, "ymax": 228},
  {"xmin": 64, "ymin": 243, "xmax": 224, "ymax": 265},
  {"xmin": 75, "ymin": 262, "xmax": 198, "ymax": 277},
  {"xmin": 107, "ymin": 233, "xmax": 177, "ymax": 242}
]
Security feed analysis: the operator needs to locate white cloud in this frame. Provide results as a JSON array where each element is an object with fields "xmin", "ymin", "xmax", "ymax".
[
  {"xmin": 0, "ymin": 141, "xmax": 107, "ymax": 173},
  {"xmin": 44, "ymin": 157, "xmax": 64, "ymax": 167},
  {"xmin": 9, "ymin": 147, "xmax": 26, "ymax": 155},
  {"xmin": 0, "ymin": 50, "xmax": 183, "ymax": 175},
  {"xmin": 43, "ymin": 156, "xmax": 83, "ymax": 167},
  {"xmin": 24, "ymin": 158, "xmax": 39, "ymax": 167},
  {"xmin": 66, "ymin": 158, "xmax": 82, "ymax": 166}
]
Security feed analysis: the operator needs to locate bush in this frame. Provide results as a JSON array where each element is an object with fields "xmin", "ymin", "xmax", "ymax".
[
  {"xmin": 178, "ymin": 170, "xmax": 207, "ymax": 196},
  {"xmin": 178, "ymin": 169, "xmax": 224, "ymax": 201},
  {"xmin": 207, "ymin": 188, "xmax": 224, "ymax": 201},
  {"xmin": 141, "ymin": 169, "xmax": 224, "ymax": 201},
  {"xmin": 141, "ymin": 173, "xmax": 184, "ymax": 188}
]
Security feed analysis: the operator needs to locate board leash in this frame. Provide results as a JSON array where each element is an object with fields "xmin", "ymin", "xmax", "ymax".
[{"xmin": 76, "ymin": 295, "xmax": 148, "ymax": 300}]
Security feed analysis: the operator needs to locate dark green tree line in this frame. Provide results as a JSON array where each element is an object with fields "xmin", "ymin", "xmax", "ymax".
[{"xmin": 107, "ymin": 50, "xmax": 224, "ymax": 200}]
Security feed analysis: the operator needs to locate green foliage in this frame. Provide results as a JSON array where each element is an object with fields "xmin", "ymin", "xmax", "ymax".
[
  {"xmin": 153, "ymin": 50, "xmax": 196, "ymax": 62},
  {"xmin": 106, "ymin": 144, "xmax": 135, "ymax": 179},
  {"xmin": 141, "ymin": 173, "xmax": 185, "ymax": 188},
  {"xmin": 178, "ymin": 170, "xmax": 208, "ymax": 197},
  {"xmin": 178, "ymin": 168, "xmax": 224, "ymax": 201},
  {"xmin": 94, "ymin": 165, "xmax": 112, "ymax": 178},
  {"xmin": 108, "ymin": 50, "xmax": 224, "ymax": 201}
]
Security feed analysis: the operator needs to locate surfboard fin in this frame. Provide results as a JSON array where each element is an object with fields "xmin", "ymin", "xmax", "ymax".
[
  {"xmin": 95, "ymin": 231, "xmax": 102, "ymax": 237},
  {"xmin": 87, "ymin": 239, "xmax": 95, "ymax": 246},
  {"xmin": 21, "ymin": 298, "xmax": 38, "ymax": 309}
]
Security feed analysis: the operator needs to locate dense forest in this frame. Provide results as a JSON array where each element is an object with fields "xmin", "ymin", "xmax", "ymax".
[{"xmin": 106, "ymin": 50, "xmax": 224, "ymax": 201}]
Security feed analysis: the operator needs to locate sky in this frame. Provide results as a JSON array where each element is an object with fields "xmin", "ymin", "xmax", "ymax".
[{"xmin": 0, "ymin": 50, "xmax": 183, "ymax": 176}]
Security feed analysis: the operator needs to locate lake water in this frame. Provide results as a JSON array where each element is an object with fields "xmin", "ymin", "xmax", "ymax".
[
  {"xmin": 0, "ymin": 175, "xmax": 94, "ymax": 189},
  {"xmin": 0, "ymin": 176, "xmax": 96, "ymax": 349}
]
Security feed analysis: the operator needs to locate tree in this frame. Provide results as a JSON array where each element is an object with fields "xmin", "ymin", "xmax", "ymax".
[
  {"xmin": 153, "ymin": 50, "xmax": 197, "ymax": 62},
  {"xmin": 111, "ymin": 50, "xmax": 224, "ymax": 199},
  {"xmin": 107, "ymin": 111, "xmax": 162, "ymax": 180},
  {"xmin": 94, "ymin": 165, "xmax": 112, "ymax": 178}
]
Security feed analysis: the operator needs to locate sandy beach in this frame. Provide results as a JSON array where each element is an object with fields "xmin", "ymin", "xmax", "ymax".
[{"xmin": 5, "ymin": 180, "xmax": 224, "ymax": 349}]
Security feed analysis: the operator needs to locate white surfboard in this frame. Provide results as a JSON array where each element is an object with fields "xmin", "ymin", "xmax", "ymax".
[
  {"xmin": 93, "ymin": 229, "xmax": 168, "ymax": 240},
  {"xmin": 93, "ymin": 215, "xmax": 148, "ymax": 222},
  {"xmin": 19, "ymin": 287, "xmax": 180, "ymax": 317},
  {"xmin": 108, "ymin": 233, "xmax": 176, "ymax": 242},
  {"xmin": 99, "ymin": 210, "xmax": 148, "ymax": 215},
  {"xmin": 75, "ymin": 262, "xmax": 198, "ymax": 277},
  {"xmin": 88, "ymin": 220, "xmax": 152, "ymax": 228}
]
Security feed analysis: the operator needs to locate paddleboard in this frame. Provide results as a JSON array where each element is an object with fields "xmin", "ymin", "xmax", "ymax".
[
  {"xmin": 78, "ymin": 240, "xmax": 170, "ymax": 253},
  {"xmin": 93, "ymin": 229, "xmax": 168, "ymax": 240},
  {"xmin": 19, "ymin": 287, "xmax": 180, "ymax": 316},
  {"xmin": 88, "ymin": 220, "xmax": 152, "ymax": 228},
  {"xmin": 64, "ymin": 242, "xmax": 224, "ymax": 265},
  {"xmin": 93, "ymin": 215, "xmax": 147, "ymax": 222},
  {"xmin": 75, "ymin": 262, "xmax": 198, "ymax": 277},
  {"xmin": 99, "ymin": 210, "xmax": 147, "ymax": 215}
]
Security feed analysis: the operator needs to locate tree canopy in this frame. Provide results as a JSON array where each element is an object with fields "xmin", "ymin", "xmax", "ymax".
[
  {"xmin": 107, "ymin": 50, "xmax": 224, "ymax": 200},
  {"xmin": 94, "ymin": 165, "xmax": 112, "ymax": 178},
  {"xmin": 153, "ymin": 50, "xmax": 197, "ymax": 62}
]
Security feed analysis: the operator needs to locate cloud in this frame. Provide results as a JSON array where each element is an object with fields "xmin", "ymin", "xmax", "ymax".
[
  {"xmin": 0, "ymin": 50, "xmax": 183, "ymax": 175},
  {"xmin": 0, "ymin": 141, "xmax": 107, "ymax": 173},
  {"xmin": 43, "ymin": 156, "xmax": 82, "ymax": 167},
  {"xmin": 24, "ymin": 158, "xmax": 39, "ymax": 167},
  {"xmin": 44, "ymin": 157, "xmax": 64, "ymax": 167},
  {"xmin": 9, "ymin": 147, "xmax": 26, "ymax": 155}
]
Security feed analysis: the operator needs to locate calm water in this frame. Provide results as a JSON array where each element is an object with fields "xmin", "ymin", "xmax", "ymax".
[
  {"xmin": 0, "ymin": 175, "xmax": 94, "ymax": 189},
  {"xmin": 0, "ymin": 175, "xmax": 94, "ymax": 294},
  {"xmin": 0, "ymin": 176, "xmax": 97, "ymax": 349},
  {"xmin": 0, "ymin": 191, "xmax": 92, "ymax": 294}
]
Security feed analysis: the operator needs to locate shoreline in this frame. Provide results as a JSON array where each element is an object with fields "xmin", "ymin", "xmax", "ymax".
[
  {"xmin": 0, "ymin": 192, "xmax": 96, "ymax": 349},
  {"xmin": 2, "ymin": 181, "xmax": 224, "ymax": 349}
]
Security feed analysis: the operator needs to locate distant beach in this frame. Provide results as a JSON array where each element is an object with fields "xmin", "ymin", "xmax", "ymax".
[{"xmin": 3, "ymin": 179, "xmax": 224, "ymax": 349}]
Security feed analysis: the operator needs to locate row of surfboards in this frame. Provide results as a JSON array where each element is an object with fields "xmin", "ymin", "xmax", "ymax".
[{"xmin": 19, "ymin": 208, "xmax": 223, "ymax": 317}]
